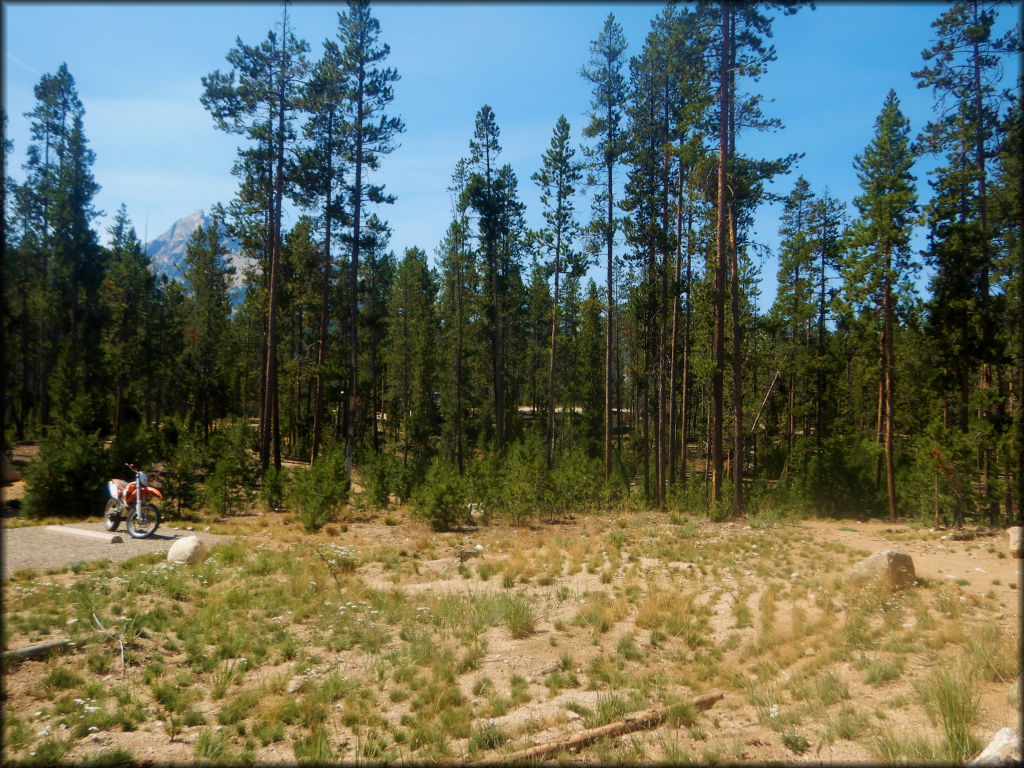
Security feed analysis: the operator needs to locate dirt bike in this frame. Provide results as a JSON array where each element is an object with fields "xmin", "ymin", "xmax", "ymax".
[{"xmin": 105, "ymin": 463, "xmax": 163, "ymax": 538}]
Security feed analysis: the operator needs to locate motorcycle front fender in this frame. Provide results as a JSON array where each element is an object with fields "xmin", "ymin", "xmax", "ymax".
[{"xmin": 143, "ymin": 486, "xmax": 163, "ymax": 500}]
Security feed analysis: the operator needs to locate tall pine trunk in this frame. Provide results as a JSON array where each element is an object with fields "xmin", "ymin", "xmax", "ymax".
[
  {"xmin": 346, "ymin": 72, "xmax": 365, "ymax": 484},
  {"xmin": 491, "ymin": 257, "xmax": 505, "ymax": 452},
  {"xmin": 454, "ymin": 255, "xmax": 464, "ymax": 473},
  {"xmin": 668, "ymin": 156, "xmax": 684, "ymax": 487},
  {"xmin": 817, "ymin": 230, "xmax": 826, "ymax": 448},
  {"xmin": 311, "ymin": 128, "xmax": 334, "ymax": 463},
  {"xmin": 261, "ymin": 152, "xmax": 284, "ymax": 472},
  {"xmin": 728, "ymin": 202, "xmax": 744, "ymax": 514},
  {"xmin": 546, "ymin": 230, "xmax": 562, "ymax": 468},
  {"xmin": 883, "ymin": 254, "xmax": 897, "ymax": 522},
  {"xmin": 711, "ymin": 0, "xmax": 731, "ymax": 504},
  {"xmin": 605, "ymin": 157, "xmax": 614, "ymax": 484}
]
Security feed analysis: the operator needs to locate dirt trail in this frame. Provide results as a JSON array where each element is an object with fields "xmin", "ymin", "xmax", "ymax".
[{"xmin": 2, "ymin": 522, "xmax": 229, "ymax": 579}]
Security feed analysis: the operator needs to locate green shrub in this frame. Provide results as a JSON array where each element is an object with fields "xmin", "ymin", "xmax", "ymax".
[
  {"xmin": 260, "ymin": 466, "xmax": 288, "ymax": 513},
  {"xmin": 497, "ymin": 435, "xmax": 548, "ymax": 525},
  {"xmin": 362, "ymin": 450, "xmax": 400, "ymax": 508},
  {"xmin": 108, "ymin": 420, "xmax": 162, "ymax": 470},
  {"xmin": 161, "ymin": 422, "xmax": 204, "ymax": 516},
  {"xmin": 414, "ymin": 457, "xmax": 464, "ymax": 531},
  {"xmin": 289, "ymin": 448, "xmax": 348, "ymax": 532},
  {"xmin": 24, "ymin": 401, "xmax": 112, "ymax": 519},
  {"xmin": 203, "ymin": 457, "xmax": 240, "ymax": 517},
  {"xmin": 206, "ymin": 419, "xmax": 259, "ymax": 485},
  {"xmin": 801, "ymin": 435, "xmax": 884, "ymax": 517},
  {"xmin": 548, "ymin": 446, "xmax": 606, "ymax": 520}
]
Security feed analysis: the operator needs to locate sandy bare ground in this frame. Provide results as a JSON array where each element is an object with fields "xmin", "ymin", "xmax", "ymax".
[
  {"xmin": 2, "ymin": 492, "xmax": 1020, "ymax": 764},
  {"xmin": 1, "ymin": 520, "xmax": 229, "ymax": 580}
]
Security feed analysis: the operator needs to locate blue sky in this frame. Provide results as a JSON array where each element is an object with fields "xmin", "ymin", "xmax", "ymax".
[{"xmin": 3, "ymin": 1, "xmax": 1020, "ymax": 310}]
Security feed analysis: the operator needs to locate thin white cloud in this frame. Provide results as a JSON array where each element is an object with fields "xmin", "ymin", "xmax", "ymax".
[{"xmin": 5, "ymin": 51, "xmax": 40, "ymax": 76}]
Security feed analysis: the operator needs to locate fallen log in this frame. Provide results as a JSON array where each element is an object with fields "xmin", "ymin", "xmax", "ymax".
[
  {"xmin": 474, "ymin": 691, "xmax": 724, "ymax": 764},
  {"xmin": 2, "ymin": 630, "xmax": 114, "ymax": 663},
  {"xmin": 45, "ymin": 525, "xmax": 123, "ymax": 544}
]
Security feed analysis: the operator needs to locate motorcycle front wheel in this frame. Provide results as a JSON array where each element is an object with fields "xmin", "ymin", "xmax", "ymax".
[
  {"xmin": 104, "ymin": 499, "xmax": 122, "ymax": 531},
  {"xmin": 126, "ymin": 503, "xmax": 160, "ymax": 539}
]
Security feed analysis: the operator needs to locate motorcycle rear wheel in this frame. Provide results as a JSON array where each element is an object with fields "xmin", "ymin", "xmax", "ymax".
[
  {"xmin": 104, "ymin": 499, "xmax": 122, "ymax": 531},
  {"xmin": 126, "ymin": 503, "xmax": 160, "ymax": 539}
]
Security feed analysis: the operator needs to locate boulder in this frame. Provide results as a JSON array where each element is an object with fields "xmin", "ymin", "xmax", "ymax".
[
  {"xmin": 969, "ymin": 728, "xmax": 1021, "ymax": 765},
  {"xmin": 167, "ymin": 535, "xmax": 206, "ymax": 564},
  {"xmin": 1008, "ymin": 527, "xmax": 1022, "ymax": 558},
  {"xmin": 845, "ymin": 550, "xmax": 916, "ymax": 589}
]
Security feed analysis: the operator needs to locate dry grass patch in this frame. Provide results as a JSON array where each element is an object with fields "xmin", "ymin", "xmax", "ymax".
[{"xmin": 2, "ymin": 511, "xmax": 1019, "ymax": 765}]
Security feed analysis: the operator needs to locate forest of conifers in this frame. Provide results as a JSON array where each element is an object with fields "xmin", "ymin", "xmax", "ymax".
[{"xmin": 3, "ymin": 1, "xmax": 1021, "ymax": 530}]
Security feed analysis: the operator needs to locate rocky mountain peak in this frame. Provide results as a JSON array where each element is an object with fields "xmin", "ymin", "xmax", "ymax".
[{"xmin": 145, "ymin": 210, "xmax": 244, "ymax": 287}]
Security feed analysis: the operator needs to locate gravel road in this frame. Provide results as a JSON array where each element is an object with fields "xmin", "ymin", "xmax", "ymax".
[{"xmin": 1, "ymin": 522, "xmax": 230, "ymax": 579}]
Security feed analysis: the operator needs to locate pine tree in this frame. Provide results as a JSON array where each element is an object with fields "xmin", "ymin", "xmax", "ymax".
[
  {"xmin": 336, "ymin": 0, "xmax": 404, "ymax": 480},
  {"xmin": 914, "ymin": 0, "xmax": 1020, "ymax": 520},
  {"xmin": 384, "ymin": 247, "xmax": 438, "ymax": 469},
  {"xmin": 101, "ymin": 205, "xmax": 155, "ymax": 436},
  {"xmin": 182, "ymin": 218, "xmax": 235, "ymax": 434},
  {"xmin": 359, "ymin": 214, "xmax": 396, "ymax": 451},
  {"xmin": 10, "ymin": 65, "xmax": 104, "ymax": 433},
  {"xmin": 991, "ymin": 93, "xmax": 1022, "ymax": 520},
  {"xmin": 437, "ymin": 160, "xmax": 474, "ymax": 472},
  {"xmin": 774, "ymin": 176, "xmax": 816, "ymax": 461},
  {"xmin": 2, "ymin": 111, "xmax": 16, "ymax": 449},
  {"xmin": 299, "ymin": 40, "xmax": 350, "ymax": 462},
  {"xmin": 809, "ymin": 189, "xmax": 846, "ymax": 446},
  {"xmin": 845, "ymin": 90, "xmax": 919, "ymax": 521},
  {"xmin": 574, "ymin": 280, "xmax": 607, "ymax": 449},
  {"xmin": 664, "ymin": 3, "xmax": 716, "ymax": 490},
  {"xmin": 278, "ymin": 216, "xmax": 321, "ymax": 456},
  {"xmin": 34, "ymin": 75, "xmax": 105, "ymax": 427},
  {"xmin": 712, "ymin": 1, "xmax": 800, "ymax": 513},
  {"xmin": 532, "ymin": 115, "xmax": 584, "ymax": 466},
  {"xmin": 465, "ymin": 106, "xmax": 527, "ymax": 451},
  {"xmin": 201, "ymin": 5, "xmax": 309, "ymax": 472},
  {"xmin": 622, "ymin": 13, "xmax": 675, "ymax": 505},
  {"xmin": 148, "ymin": 276, "xmax": 188, "ymax": 429},
  {"xmin": 581, "ymin": 13, "xmax": 628, "ymax": 484}
]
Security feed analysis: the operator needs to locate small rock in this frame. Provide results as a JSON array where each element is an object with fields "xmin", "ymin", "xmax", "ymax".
[
  {"xmin": 969, "ymin": 727, "xmax": 1021, "ymax": 765},
  {"xmin": 167, "ymin": 535, "xmax": 205, "ymax": 564},
  {"xmin": 566, "ymin": 711, "xmax": 581, "ymax": 721}
]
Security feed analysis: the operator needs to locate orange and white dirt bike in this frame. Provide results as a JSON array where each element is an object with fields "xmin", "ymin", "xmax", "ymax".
[{"xmin": 105, "ymin": 464, "xmax": 163, "ymax": 538}]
